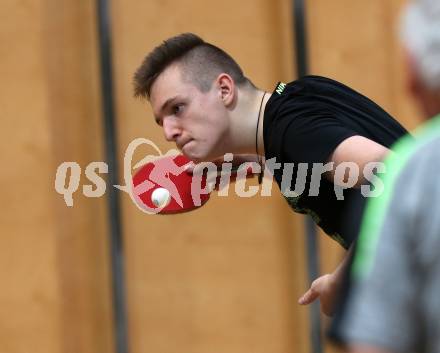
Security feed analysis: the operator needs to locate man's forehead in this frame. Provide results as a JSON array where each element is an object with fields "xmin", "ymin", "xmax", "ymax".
[{"xmin": 150, "ymin": 65, "xmax": 187, "ymax": 106}]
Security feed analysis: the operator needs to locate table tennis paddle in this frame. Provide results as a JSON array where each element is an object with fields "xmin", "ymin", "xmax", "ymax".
[{"xmin": 132, "ymin": 154, "xmax": 257, "ymax": 214}]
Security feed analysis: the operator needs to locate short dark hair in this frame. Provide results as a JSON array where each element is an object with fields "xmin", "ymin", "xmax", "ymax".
[{"xmin": 133, "ymin": 33, "xmax": 250, "ymax": 99}]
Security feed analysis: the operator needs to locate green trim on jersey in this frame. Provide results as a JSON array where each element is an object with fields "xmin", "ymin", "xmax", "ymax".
[{"xmin": 352, "ymin": 114, "xmax": 440, "ymax": 279}]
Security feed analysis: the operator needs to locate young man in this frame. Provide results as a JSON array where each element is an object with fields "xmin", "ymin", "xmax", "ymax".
[{"xmin": 133, "ymin": 33, "xmax": 407, "ymax": 315}]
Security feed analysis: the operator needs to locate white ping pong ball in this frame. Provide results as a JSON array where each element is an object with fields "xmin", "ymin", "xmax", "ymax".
[{"xmin": 151, "ymin": 187, "xmax": 171, "ymax": 208}]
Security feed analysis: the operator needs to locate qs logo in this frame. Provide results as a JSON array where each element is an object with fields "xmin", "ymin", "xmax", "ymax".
[{"xmin": 54, "ymin": 138, "xmax": 184, "ymax": 214}]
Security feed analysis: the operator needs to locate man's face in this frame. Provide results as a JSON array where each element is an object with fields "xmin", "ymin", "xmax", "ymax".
[{"xmin": 150, "ymin": 64, "xmax": 230, "ymax": 162}]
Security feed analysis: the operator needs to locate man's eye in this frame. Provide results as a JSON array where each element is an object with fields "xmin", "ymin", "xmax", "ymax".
[{"xmin": 173, "ymin": 104, "xmax": 183, "ymax": 115}]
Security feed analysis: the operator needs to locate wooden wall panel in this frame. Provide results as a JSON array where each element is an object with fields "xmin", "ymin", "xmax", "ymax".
[
  {"xmin": 43, "ymin": 1, "xmax": 114, "ymax": 353},
  {"xmin": 0, "ymin": 1, "xmax": 113, "ymax": 353},
  {"xmin": 0, "ymin": 1, "xmax": 62, "ymax": 352},
  {"xmin": 112, "ymin": 1, "xmax": 309, "ymax": 353},
  {"xmin": 307, "ymin": 0, "xmax": 422, "ymax": 130}
]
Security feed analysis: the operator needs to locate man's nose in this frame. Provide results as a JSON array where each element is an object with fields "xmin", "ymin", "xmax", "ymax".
[{"xmin": 162, "ymin": 117, "xmax": 181, "ymax": 142}]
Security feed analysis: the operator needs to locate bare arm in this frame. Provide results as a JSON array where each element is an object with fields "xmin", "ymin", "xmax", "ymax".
[{"xmin": 327, "ymin": 135, "xmax": 390, "ymax": 187}]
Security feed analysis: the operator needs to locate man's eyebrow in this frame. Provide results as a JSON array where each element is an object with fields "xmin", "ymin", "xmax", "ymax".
[{"xmin": 154, "ymin": 95, "xmax": 180, "ymax": 125}]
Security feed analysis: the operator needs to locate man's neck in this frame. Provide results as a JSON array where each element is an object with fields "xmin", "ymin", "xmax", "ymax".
[{"xmin": 228, "ymin": 86, "xmax": 271, "ymax": 158}]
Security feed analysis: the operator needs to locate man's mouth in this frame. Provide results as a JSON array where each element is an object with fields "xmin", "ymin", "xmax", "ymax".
[{"xmin": 178, "ymin": 139, "xmax": 193, "ymax": 150}]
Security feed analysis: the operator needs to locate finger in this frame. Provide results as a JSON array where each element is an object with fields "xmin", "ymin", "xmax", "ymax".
[
  {"xmin": 184, "ymin": 161, "xmax": 196, "ymax": 174},
  {"xmin": 184, "ymin": 159, "xmax": 222, "ymax": 175},
  {"xmin": 298, "ymin": 288, "xmax": 320, "ymax": 305}
]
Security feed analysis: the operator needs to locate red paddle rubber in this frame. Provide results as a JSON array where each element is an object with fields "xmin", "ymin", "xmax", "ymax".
[{"xmin": 132, "ymin": 154, "xmax": 258, "ymax": 215}]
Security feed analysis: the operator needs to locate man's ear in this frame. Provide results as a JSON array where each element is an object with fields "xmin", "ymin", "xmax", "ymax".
[
  {"xmin": 403, "ymin": 48, "xmax": 440, "ymax": 118},
  {"xmin": 216, "ymin": 73, "xmax": 235, "ymax": 106},
  {"xmin": 403, "ymin": 49, "xmax": 422, "ymax": 99}
]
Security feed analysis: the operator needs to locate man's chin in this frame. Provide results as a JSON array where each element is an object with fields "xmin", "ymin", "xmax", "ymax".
[
  {"xmin": 181, "ymin": 147, "xmax": 203, "ymax": 163},
  {"xmin": 181, "ymin": 150, "xmax": 216, "ymax": 164}
]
